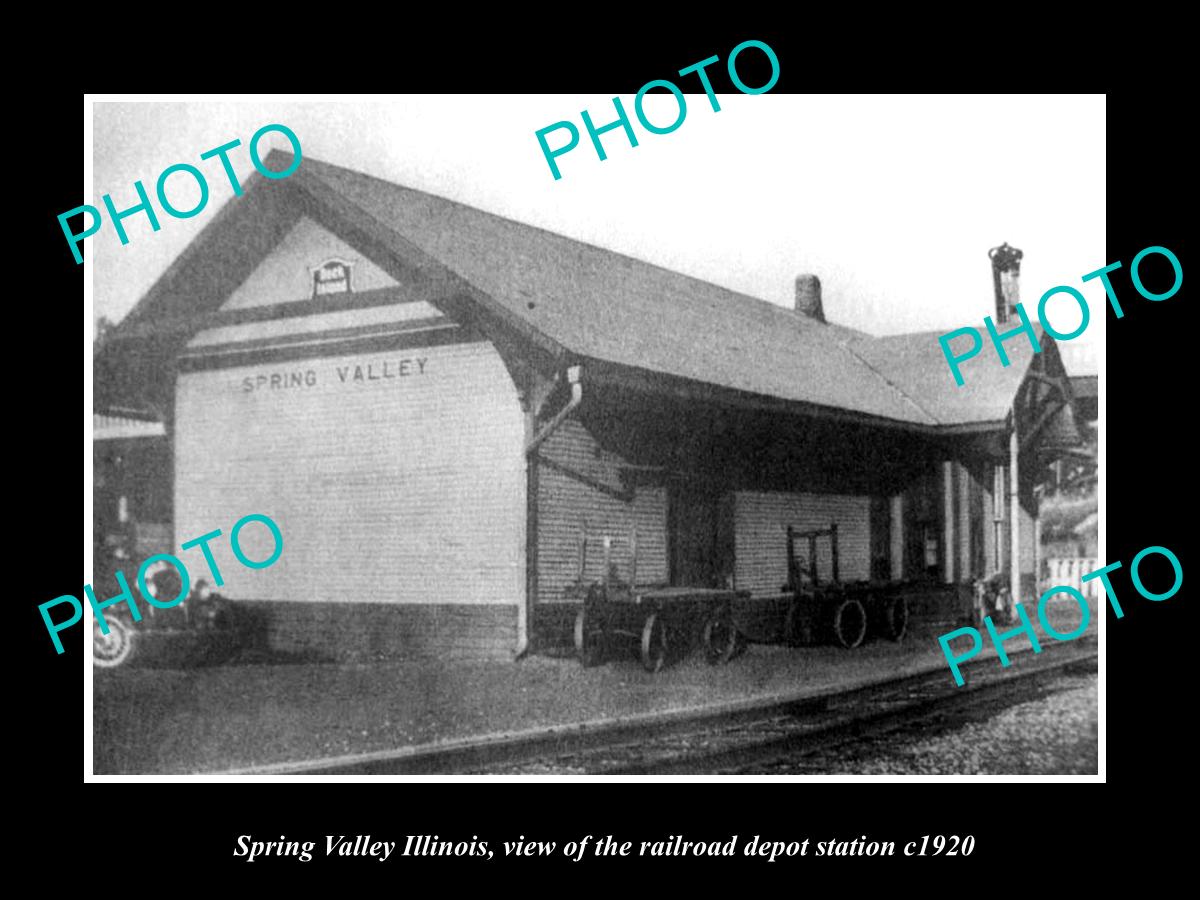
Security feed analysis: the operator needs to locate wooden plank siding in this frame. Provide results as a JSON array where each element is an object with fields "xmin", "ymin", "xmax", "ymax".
[
  {"xmin": 733, "ymin": 491, "xmax": 871, "ymax": 596},
  {"xmin": 535, "ymin": 419, "xmax": 668, "ymax": 603}
]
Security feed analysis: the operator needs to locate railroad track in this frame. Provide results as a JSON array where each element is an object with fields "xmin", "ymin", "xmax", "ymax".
[
  {"xmin": 472, "ymin": 642, "xmax": 1097, "ymax": 775},
  {"xmin": 228, "ymin": 640, "xmax": 1096, "ymax": 776}
]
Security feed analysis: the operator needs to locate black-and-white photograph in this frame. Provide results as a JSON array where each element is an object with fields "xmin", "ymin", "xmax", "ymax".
[{"xmin": 86, "ymin": 94, "xmax": 1103, "ymax": 777}]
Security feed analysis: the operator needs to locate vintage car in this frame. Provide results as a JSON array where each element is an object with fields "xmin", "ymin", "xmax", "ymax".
[{"xmin": 91, "ymin": 556, "xmax": 243, "ymax": 669}]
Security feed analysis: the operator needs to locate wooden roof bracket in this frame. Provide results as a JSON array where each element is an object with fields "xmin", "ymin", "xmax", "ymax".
[{"xmin": 525, "ymin": 365, "xmax": 583, "ymax": 456}]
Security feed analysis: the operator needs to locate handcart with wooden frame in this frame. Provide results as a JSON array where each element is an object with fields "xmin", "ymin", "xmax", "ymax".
[
  {"xmin": 566, "ymin": 532, "xmax": 750, "ymax": 673},
  {"xmin": 773, "ymin": 523, "xmax": 910, "ymax": 648}
]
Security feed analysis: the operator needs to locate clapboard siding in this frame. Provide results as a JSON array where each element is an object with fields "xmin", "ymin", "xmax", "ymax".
[
  {"xmin": 175, "ymin": 340, "xmax": 526, "ymax": 630},
  {"xmin": 734, "ymin": 491, "xmax": 871, "ymax": 595},
  {"xmin": 537, "ymin": 419, "xmax": 667, "ymax": 602}
]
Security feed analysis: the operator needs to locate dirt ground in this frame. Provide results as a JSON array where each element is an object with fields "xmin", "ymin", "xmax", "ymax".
[{"xmin": 93, "ymin": 609, "xmax": 1097, "ymax": 775}]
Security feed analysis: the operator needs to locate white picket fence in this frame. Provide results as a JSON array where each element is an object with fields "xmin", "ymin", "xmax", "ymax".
[{"xmin": 1043, "ymin": 557, "xmax": 1100, "ymax": 600}]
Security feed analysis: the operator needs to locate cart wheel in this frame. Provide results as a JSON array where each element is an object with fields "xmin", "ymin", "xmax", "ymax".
[
  {"xmin": 640, "ymin": 613, "xmax": 668, "ymax": 673},
  {"xmin": 702, "ymin": 615, "xmax": 738, "ymax": 665},
  {"xmin": 93, "ymin": 617, "xmax": 136, "ymax": 669},
  {"xmin": 881, "ymin": 595, "xmax": 909, "ymax": 642},
  {"xmin": 832, "ymin": 598, "xmax": 867, "ymax": 649},
  {"xmin": 574, "ymin": 607, "xmax": 604, "ymax": 667}
]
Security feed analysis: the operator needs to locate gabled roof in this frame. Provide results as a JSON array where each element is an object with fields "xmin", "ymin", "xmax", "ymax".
[
  {"xmin": 297, "ymin": 155, "xmax": 938, "ymax": 426},
  {"xmin": 847, "ymin": 327, "xmax": 1047, "ymax": 426},
  {"xmin": 105, "ymin": 151, "xmax": 1049, "ymax": 433}
]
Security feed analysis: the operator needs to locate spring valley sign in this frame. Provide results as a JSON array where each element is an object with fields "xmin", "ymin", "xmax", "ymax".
[{"xmin": 241, "ymin": 358, "xmax": 429, "ymax": 393}]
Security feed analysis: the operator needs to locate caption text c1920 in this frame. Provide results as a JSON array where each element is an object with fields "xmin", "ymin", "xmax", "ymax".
[{"xmin": 234, "ymin": 832, "xmax": 975, "ymax": 863}]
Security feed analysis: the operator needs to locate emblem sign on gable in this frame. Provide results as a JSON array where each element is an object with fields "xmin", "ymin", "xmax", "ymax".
[{"xmin": 311, "ymin": 258, "xmax": 353, "ymax": 298}]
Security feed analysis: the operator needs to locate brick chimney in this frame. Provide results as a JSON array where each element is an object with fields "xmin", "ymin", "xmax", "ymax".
[
  {"xmin": 794, "ymin": 274, "xmax": 825, "ymax": 323},
  {"xmin": 988, "ymin": 242, "xmax": 1023, "ymax": 323}
]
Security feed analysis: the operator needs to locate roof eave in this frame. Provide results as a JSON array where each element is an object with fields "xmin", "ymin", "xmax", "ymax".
[{"xmin": 578, "ymin": 356, "xmax": 980, "ymax": 435}]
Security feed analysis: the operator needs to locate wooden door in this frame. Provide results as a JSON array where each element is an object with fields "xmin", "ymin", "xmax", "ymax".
[{"xmin": 669, "ymin": 480, "xmax": 733, "ymax": 588}]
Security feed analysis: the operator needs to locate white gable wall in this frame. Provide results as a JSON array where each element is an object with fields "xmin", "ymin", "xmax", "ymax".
[
  {"xmin": 172, "ymin": 213, "xmax": 527, "ymax": 660},
  {"xmin": 221, "ymin": 216, "xmax": 399, "ymax": 310},
  {"xmin": 175, "ymin": 341, "xmax": 526, "ymax": 608}
]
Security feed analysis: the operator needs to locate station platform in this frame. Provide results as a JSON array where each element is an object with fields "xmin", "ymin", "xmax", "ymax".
[{"xmin": 92, "ymin": 605, "xmax": 1096, "ymax": 775}]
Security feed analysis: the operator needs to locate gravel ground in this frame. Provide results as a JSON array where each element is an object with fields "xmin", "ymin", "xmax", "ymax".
[
  {"xmin": 810, "ymin": 674, "xmax": 1098, "ymax": 775},
  {"xmin": 93, "ymin": 613, "xmax": 1095, "ymax": 775}
]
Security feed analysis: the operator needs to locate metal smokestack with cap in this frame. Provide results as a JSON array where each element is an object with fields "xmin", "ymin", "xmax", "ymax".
[{"xmin": 988, "ymin": 242, "xmax": 1023, "ymax": 323}]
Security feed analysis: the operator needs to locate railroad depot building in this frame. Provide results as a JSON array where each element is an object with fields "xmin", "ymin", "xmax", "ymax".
[{"xmin": 95, "ymin": 152, "xmax": 1082, "ymax": 662}]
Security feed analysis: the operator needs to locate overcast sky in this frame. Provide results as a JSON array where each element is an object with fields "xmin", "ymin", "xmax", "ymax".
[{"xmin": 89, "ymin": 95, "xmax": 1105, "ymax": 369}]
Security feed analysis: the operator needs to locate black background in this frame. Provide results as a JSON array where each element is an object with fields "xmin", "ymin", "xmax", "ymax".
[{"xmin": 20, "ymin": 21, "xmax": 1188, "ymax": 890}]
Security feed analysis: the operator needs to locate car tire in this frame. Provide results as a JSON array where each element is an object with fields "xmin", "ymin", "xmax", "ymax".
[{"xmin": 93, "ymin": 617, "xmax": 136, "ymax": 668}]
